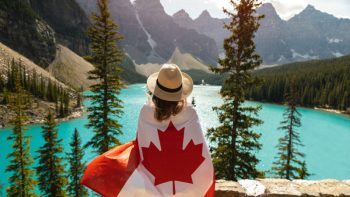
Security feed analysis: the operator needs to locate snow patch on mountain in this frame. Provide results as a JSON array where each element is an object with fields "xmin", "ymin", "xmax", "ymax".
[
  {"xmin": 134, "ymin": 10, "xmax": 157, "ymax": 49},
  {"xmin": 291, "ymin": 49, "xmax": 319, "ymax": 60},
  {"xmin": 332, "ymin": 51, "xmax": 344, "ymax": 57},
  {"xmin": 278, "ymin": 55, "xmax": 286, "ymax": 62},
  {"xmin": 328, "ymin": 38, "xmax": 343, "ymax": 44}
]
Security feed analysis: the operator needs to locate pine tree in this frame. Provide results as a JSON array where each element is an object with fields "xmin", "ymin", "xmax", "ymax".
[
  {"xmin": 59, "ymin": 96, "xmax": 65, "ymax": 118},
  {"xmin": 6, "ymin": 65, "xmax": 37, "ymax": 196},
  {"xmin": 67, "ymin": 128, "xmax": 88, "ymax": 197},
  {"xmin": 63, "ymin": 92, "xmax": 70, "ymax": 115},
  {"xmin": 271, "ymin": 79, "xmax": 309, "ymax": 180},
  {"xmin": 36, "ymin": 112, "xmax": 67, "ymax": 196},
  {"xmin": 76, "ymin": 91, "xmax": 82, "ymax": 108},
  {"xmin": 207, "ymin": 0, "xmax": 264, "ymax": 181},
  {"xmin": 0, "ymin": 73, "xmax": 4, "ymax": 93},
  {"xmin": 39, "ymin": 74, "xmax": 45, "ymax": 99},
  {"xmin": 2, "ymin": 90, "xmax": 9, "ymax": 105},
  {"xmin": 85, "ymin": 0, "xmax": 124, "ymax": 154}
]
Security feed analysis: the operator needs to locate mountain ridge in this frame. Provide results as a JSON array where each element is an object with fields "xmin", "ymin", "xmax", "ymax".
[
  {"xmin": 173, "ymin": 3, "xmax": 350, "ymax": 65},
  {"xmin": 76, "ymin": 0, "xmax": 219, "ymax": 66}
]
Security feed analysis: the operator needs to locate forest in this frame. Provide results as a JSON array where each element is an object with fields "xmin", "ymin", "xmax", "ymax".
[
  {"xmin": 0, "ymin": 60, "xmax": 73, "ymax": 118},
  {"xmin": 249, "ymin": 55, "xmax": 350, "ymax": 111}
]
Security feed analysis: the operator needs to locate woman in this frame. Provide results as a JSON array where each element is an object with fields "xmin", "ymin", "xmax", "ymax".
[{"xmin": 82, "ymin": 64, "xmax": 214, "ymax": 197}]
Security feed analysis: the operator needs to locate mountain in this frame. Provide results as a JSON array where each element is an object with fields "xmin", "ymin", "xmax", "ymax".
[
  {"xmin": 172, "ymin": 3, "xmax": 350, "ymax": 65},
  {"xmin": 29, "ymin": 0, "xmax": 91, "ymax": 56},
  {"xmin": 173, "ymin": 9, "xmax": 229, "ymax": 57},
  {"xmin": 0, "ymin": 0, "xmax": 91, "ymax": 67},
  {"xmin": 0, "ymin": 0, "xmax": 56, "ymax": 67},
  {"xmin": 0, "ymin": 42, "xmax": 68, "ymax": 89},
  {"xmin": 47, "ymin": 45, "xmax": 94, "ymax": 90},
  {"xmin": 285, "ymin": 5, "xmax": 350, "ymax": 60},
  {"xmin": 255, "ymin": 3, "xmax": 290, "ymax": 64},
  {"xmin": 75, "ymin": 0, "xmax": 218, "ymax": 66}
]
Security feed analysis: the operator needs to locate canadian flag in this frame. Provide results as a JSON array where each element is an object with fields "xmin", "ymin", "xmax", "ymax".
[{"xmin": 81, "ymin": 103, "xmax": 215, "ymax": 197}]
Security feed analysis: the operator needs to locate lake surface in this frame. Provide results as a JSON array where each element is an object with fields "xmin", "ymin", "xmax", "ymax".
[{"xmin": 1, "ymin": 84, "xmax": 350, "ymax": 194}]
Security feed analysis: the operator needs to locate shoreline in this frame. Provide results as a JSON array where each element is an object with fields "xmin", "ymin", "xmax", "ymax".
[
  {"xmin": 313, "ymin": 107, "xmax": 349, "ymax": 116},
  {"xmin": 249, "ymin": 100, "xmax": 349, "ymax": 116},
  {"xmin": 0, "ymin": 106, "xmax": 85, "ymax": 130}
]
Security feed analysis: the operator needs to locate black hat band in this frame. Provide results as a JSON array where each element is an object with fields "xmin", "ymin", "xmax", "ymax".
[{"xmin": 156, "ymin": 79, "xmax": 182, "ymax": 93}]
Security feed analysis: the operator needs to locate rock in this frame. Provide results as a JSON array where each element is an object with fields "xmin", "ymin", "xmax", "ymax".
[
  {"xmin": 259, "ymin": 179, "xmax": 302, "ymax": 197},
  {"xmin": 0, "ymin": 1, "xmax": 56, "ymax": 68},
  {"xmin": 293, "ymin": 179, "xmax": 350, "ymax": 196},
  {"xmin": 216, "ymin": 180, "xmax": 245, "ymax": 197},
  {"xmin": 29, "ymin": 0, "xmax": 91, "ymax": 56},
  {"xmin": 238, "ymin": 179, "xmax": 265, "ymax": 196}
]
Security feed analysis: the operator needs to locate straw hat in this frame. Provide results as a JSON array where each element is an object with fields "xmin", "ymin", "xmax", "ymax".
[{"xmin": 147, "ymin": 64, "xmax": 193, "ymax": 102}]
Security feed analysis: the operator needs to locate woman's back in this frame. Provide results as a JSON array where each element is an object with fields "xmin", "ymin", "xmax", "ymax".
[
  {"xmin": 82, "ymin": 64, "xmax": 214, "ymax": 197},
  {"xmin": 130, "ymin": 102, "xmax": 214, "ymax": 196}
]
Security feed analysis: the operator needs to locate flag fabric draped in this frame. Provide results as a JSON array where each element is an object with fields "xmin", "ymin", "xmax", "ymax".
[{"xmin": 81, "ymin": 103, "xmax": 215, "ymax": 197}]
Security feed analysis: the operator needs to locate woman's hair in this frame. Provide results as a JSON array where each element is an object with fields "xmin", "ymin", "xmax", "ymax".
[{"xmin": 152, "ymin": 95, "xmax": 184, "ymax": 122}]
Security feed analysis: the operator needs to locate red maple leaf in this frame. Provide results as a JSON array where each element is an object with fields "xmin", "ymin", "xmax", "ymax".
[{"xmin": 141, "ymin": 121, "xmax": 205, "ymax": 195}]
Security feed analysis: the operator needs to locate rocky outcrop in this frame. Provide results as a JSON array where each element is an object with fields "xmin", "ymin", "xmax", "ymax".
[
  {"xmin": 0, "ymin": 0, "xmax": 56, "ymax": 68},
  {"xmin": 29, "ymin": 0, "xmax": 91, "ymax": 56},
  {"xmin": 215, "ymin": 179, "xmax": 350, "ymax": 197}
]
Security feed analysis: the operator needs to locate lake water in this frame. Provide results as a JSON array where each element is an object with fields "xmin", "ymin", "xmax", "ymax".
[{"xmin": 0, "ymin": 84, "xmax": 350, "ymax": 194}]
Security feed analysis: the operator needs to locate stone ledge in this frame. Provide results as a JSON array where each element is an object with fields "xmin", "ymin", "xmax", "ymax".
[{"xmin": 215, "ymin": 179, "xmax": 350, "ymax": 197}]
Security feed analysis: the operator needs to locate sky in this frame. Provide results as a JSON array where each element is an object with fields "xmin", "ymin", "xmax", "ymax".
[{"xmin": 159, "ymin": 0, "xmax": 350, "ymax": 20}]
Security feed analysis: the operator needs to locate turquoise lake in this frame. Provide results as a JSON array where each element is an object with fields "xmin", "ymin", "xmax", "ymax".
[{"xmin": 0, "ymin": 84, "xmax": 350, "ymax": 194}]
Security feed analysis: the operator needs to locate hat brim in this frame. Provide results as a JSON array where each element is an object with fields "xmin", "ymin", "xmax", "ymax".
[{"xmin": 147, "ymin": 72, "xmax": 193, "ymax": 102}]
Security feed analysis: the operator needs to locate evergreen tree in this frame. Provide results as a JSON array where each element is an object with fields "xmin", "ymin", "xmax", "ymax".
[
  {"xmin": 36, "ymin": 112, "xmax": 67, "ymax": 196},
  {"xmin": 207, "ymin": 0, "xmax": 264, "ymax": 181},
  {"xmin": 39, "ymin": 74, "xmax": 46, "ymax": 99},
  {"xmin": 271, "ymin": 79, "xmax": 309, "ymax": 180},
  {"xmin": 0, "ymin": 73, "xmax": 4, "ymax": 93},
  {"xmin": 297, "ymin": 161, "xmax": 311, "ymax": 179},
  {"xmin": 67, "ymin": 128, "xmax": 88, "ymax": 197},
  {"xmin": 76, "ymin": 91, "xmax": 82, "ymax": 108},
  {"xmin": 46, "ymin": 80, "xmax": 54, "ymax": 102},
  {"xmin": 63, "ymin": 92, "xmax": 70, "ymax": 115},
  {"xmin": 85, "ymin": 0, "xmax": 124, "ymax": 154},
  {"xmin": 249, "ymin": 56, "xmax": 350, "ymax": 111},
  {"xmin": 59, "ymin": 97, "xmax": 64, "ymax": 118},
  {"xmin": 2, "ymin": 90, "xmax": 9, "ymax": 105},
  {"xmin": 6, "ymin": 66, "xmax": 37, "ymax": 196}
]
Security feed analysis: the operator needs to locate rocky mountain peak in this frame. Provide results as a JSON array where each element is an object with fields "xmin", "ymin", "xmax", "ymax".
[
  {"xmin": 257, "ymin": 3, "xmax": 280, "ymax": 20},
  {"xmin": 173, "ymin": 9, "xmax": 192, "ymax": 20},
  {"xmin": 296, "ymin": 4, "xmax": 324, "ymax": 18},
  {"xmin": 291, "ymin": 3, "xmax": 334, "ymax": 22},
  {"xmin": 304, "ymin": 4, "xmax": 316, "ymax": 11},
  {"xmin": 134, "ymin": 0, "xmax": 164, "ymax": 12},
  {"xmin": 197, "ymin": 10, "xmax": 212, "ymax": 20}
]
